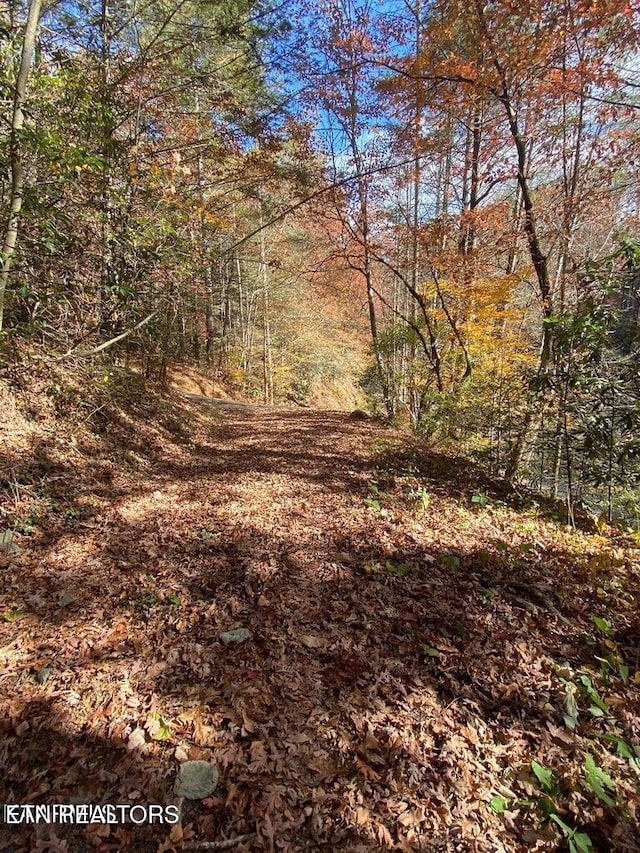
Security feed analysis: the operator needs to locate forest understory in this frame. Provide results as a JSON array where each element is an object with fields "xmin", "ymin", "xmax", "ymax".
[{"xmin": 0, "ymin": 365, "xmax": 639, "ymax": 853}]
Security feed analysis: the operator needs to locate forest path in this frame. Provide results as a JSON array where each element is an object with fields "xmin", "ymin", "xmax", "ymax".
[
  {"xmin": 2, "ymin": 399, "xmax": 639, "ymax": 851},
  {"xmin": 180, "ymin": 391, "xmax": 266, "ymax": 411}
]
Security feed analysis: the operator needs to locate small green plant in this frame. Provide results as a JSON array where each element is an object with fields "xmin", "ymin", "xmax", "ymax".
[
  {"xmin": 164, "ymin": 593, "xmax": 181, "ymax": 606},
  {"xmin": 384, "ymin": 560, "xmax": 410, "ymax": 579},
  {"xmin": 471, "ymin": 493, "xmax": 506, "ymax": 510},
  {"xmin": 364, "ymin": 482, "xmax": 392, "ymax": 516},
  {"xmin": 489, "ymin": 794, "xmax": 509, "ymax": 814},
  {"xmin": 422, "ymin": 643, "xmax": 441, "ymax": 657},
  {"xmin": 531, "ymin": 760, "xmax": 559, "ymax": 796},
  {"xmin": 490, "ymin": 751, "xmax": 616, "ymax": 853},
  {"xmin": 588, "ymin": 616, "xmax": 629, "ymax": 683},
  {"xmin": 364, "ymin": 482, "xmax": 385, "ymax": 510},
  {"xmin": 529, "ymin": 762, "xmax": 594, "ymax": 853},
  {"xmin": 471, "ymin": 493, "xmax": 491, "ymax": 507},
  {"xmin": 550, "ymin": 815, "xmax": 593, "ymax": 853},
  {"xmin": 406, "ymin": 485, "xmax": 430, "ymax": 513},
  {"xmin": 576, "ymin": 671, "xmax": 609, "ymax": 718},
  {"xmin": 146, "ymin": 711, "xmax": 171, "ymax": 741},
  {"xmin": 591, "ymin": 615, "xmax": 613, "ymax": 636},
  {"xmin": 364, "ymin": 560, "xmax": 410, "ymax": 579},
  {"xmin": 200, "ymin": 528, "xmax": 219, "ymax": 542},
  {"xmin": 142, "ymin": 590, "xmax": 158, "ymax": 608},
  {"xmin": 601, "ymin": 734, "xmax": 640, "ymax": 770},
  {"xmin": 16, "ymin": 512, "xmax": 37, "ymax": 535},
  {"xmin": 583, "ymin": 753, "xmax": 617, "ymax": 806}
]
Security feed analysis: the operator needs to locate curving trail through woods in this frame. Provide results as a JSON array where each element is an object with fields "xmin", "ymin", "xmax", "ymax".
[{"xmin": 1, "ymin": 396, "xmax": 639, "ymax": 852}]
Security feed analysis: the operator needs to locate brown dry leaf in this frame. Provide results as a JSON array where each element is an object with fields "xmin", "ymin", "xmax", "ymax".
[
  {"xmin": 300, "ymin": 634, "xmax": 325, "ymax": 649},
  {"xmin": 126, "ymin": 726, "xmax": 149, "ymax": 752},
  {"xmin": 241, "ymin": 706, "xmax": 257, "ymax": 735},
  {"xmin": 546, "ymin": 720, "xmax": 576, "ymax": 746},
  {"xmin": 355, "ymin": 805, "xmax": 371, "ymax": 826},
  {"xmin": 376, "ymin": 822, "xmax": 394, "ymax": 845},
  {"xmin": 355, "ymin": 757, "xmax": 381, "ymax": 781},
  {"xmin": 168, "ymin": 822, "xmax": 184, "ymax": 843},
  {"xmin": 460, "ymin": 725, "xmax": 479, "ymax": 747}
]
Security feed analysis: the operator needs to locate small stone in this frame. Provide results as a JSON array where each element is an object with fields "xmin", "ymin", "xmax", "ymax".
[
  {"xmin": 0, "ymin": 530, "xmax": 19, "ymax": 555},
  {"xmin": 219, "ymin": 627, "xmax": 251, "ymax": 645},
  {"xmin": 174, "ymin": 760, "xmax": 218, "ymax": 799},
  {"xmin": 36, "ymin": 666, "xmax": 52, "ymax": 685}
]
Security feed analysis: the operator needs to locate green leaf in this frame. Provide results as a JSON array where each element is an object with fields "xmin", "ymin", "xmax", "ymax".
[
  {"xmin": 2, "ymin": 610, "xmax": 24, "ymax": 622},
  {"xmin": 550, "ymin": 815, "xmax": 593, "ymax": 853},
  {"xmin": 550, "ymin": 813, "xmax": 574, "ymax": 837},
  {"xmin": 537, "ymin": 795, "xmax": 557, "ymax": 817},
  {"xmin": 584, "ymin": 753, "xmax": 616, "ymax": 806},
  {"xmin": 422, "ymin": 644, "xmax": 441, "ymax": 657},
  {"xmin": 577, "ymin": 674, "xmax": 608, "ymax": 710},
  {"xmin": 471, "ymin": 494, "xmax": 490, "ymax": 506},
  {"xmin": 165, "ymin": 593, "xmax": 180, "ymax": 605},
  {"xmin": 570, "ymin": 832, "xmax": 594, "ymax": 853},
  {"xmin": 386, "ymin": 560, "xmax": 410, "ymax": 578},
  {"xmin": 591, "ymin": 616, "xmax": 613, "ymax": 635},
  {"xmin": 602, "ymin": 734, "xmax": 636, "ymax": 763},
  {"xmin": 147, "ymin": 711, "xmax": 171, "ymax": 741},
  {"xmin": 489, "ymin": 794, "xmax": 508, "ymax": 814},
  {"xmin": 531, "ymin": 760, "xmax": 557, "ymax": 794}
]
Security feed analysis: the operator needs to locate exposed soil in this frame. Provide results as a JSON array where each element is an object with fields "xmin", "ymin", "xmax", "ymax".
[{"xmin": 0, "ymin": 376, "xmax": 639, "ymax": 852}]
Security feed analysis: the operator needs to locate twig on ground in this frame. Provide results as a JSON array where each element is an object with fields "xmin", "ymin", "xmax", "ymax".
[{"xmin": 184, "ymin": 833, "xmax": 257, "ymax": 850}]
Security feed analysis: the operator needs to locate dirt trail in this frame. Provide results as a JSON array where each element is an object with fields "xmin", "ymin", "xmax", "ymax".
[{"xmin": 2, "ymin": 400, "xmax": 639, "ymax": 852}]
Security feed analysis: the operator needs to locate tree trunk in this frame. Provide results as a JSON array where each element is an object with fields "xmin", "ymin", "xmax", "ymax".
[
  {"xmin": 259, "ymin": 211, "xmax": 273, "ymax": 405},
  {"xmin": 0, "ymin": 0, "xmax": 43, "ymax": 332}
]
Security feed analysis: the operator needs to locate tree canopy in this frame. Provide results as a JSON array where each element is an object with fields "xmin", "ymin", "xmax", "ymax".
[{"xmin": 1, "ymin": 0, "xmax": 640, "ymax": 511}]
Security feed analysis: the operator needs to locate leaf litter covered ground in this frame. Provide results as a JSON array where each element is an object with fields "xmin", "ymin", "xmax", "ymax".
[{"xmin": 1, "ymin": 368, "xmax": 639, "ymax": 852}]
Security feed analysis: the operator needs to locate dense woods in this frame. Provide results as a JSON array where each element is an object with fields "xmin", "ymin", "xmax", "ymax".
[
  {"xmin": 2, "ymin": 0, "xmax": 640, "ymax": 516},
  {"xmin": 1, "ymin": 5, "xmax": 640, "ymax": 850}
]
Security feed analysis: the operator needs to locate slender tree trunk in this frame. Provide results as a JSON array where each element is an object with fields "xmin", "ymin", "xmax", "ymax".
[
  {"xmin": 563, "ymin": 410, "xmax": 574, "ymax": 526},
  {"xmin": 259, "ymin": 210, "xmax": 273, "ymax": 405},
  {"xmin": 460, "ymin": 99, "xmax": 483, "ymax": 255},
  {"xmin": 505, "ymin": 180, "xmax": 523, "ymax": 275},
  {"xmin": 194, "ymin": 93, "xmax": 216, "ymax": 366},
  {"xmin": 0, "ymin": 0, "xmax": 43, "ymax": 332},
  {"xmin": 99, "ymin": 0, "xmax": 117, "ymax": 329}
]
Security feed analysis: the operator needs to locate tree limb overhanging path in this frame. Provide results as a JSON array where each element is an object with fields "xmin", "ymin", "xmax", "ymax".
[{"xmin": 1, "ymin": 395, "xmax": 639, "ymax": 851}]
